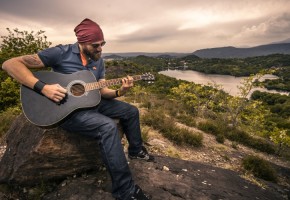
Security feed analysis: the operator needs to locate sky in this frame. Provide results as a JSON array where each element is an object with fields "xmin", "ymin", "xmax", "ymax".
[{"xmin": 0, "ymin": 0, "xmax": 290, "ymax": 53}]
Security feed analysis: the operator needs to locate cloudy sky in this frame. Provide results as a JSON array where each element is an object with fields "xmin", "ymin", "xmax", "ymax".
[{"xmin": 0, "ymin": 0, "xmax": 290, "ymax": 53}]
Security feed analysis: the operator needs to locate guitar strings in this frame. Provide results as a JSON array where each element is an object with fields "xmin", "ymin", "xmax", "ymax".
[{"xmin": 83, "ymin": 75, "xmax": 145, "ymax": 92}]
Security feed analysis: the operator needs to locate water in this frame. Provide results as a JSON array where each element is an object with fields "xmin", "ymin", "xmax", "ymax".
[{"xmin": 159, "ymin": 70, "xmax": 289, "ymax": 97}]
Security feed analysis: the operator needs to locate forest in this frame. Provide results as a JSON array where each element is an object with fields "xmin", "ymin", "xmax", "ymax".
[{"xmin": 0, "ymin": 28, "xmax": 290, "ymax": 166}]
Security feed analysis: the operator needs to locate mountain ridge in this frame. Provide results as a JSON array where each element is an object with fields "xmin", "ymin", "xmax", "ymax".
[
  {"xmin": 103, "ymin": 40, "xmax": 290, "ymax": 59},
  {"xmin": 193, "ymin": 43, "xmax": 290, "ymax": 58}
]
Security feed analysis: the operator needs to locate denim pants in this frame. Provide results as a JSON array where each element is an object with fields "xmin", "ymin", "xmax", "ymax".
[{"xmin": 60, "ymin": 98, "xmax": 143, "ymax": 199}]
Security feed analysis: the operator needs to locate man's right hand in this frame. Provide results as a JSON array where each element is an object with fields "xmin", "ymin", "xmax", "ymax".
[{"xmin": 42, "ymin": 84, "xmax": 67, "ymax": 102}]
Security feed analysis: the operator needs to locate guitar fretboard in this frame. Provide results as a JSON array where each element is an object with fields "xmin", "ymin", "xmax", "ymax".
[{"xmin": 85, "ymin": 75, "xmax": 142, "ymax": 91}]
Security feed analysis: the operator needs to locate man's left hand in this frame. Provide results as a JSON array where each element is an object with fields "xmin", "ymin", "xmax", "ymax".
[{"xmin": 120, "ymin": 75, "xmax": 134, "ymax": 95}]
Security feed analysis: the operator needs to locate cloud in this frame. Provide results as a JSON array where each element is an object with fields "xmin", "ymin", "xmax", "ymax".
[
  {"xmin": 233, "ymin": 13, "xmax": 290, "ymax": 45},
  {"xmin": 0, "ymin": 0, "xmax": 290, "ymax": 52}
]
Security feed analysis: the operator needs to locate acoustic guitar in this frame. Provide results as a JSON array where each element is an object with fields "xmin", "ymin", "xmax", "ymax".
[{"xmin": 21, "ymin": 70, "xmax": 154, "ymax": 127}]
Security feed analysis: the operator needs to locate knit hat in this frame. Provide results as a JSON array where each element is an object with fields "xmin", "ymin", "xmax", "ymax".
[{"xmin": 74, "ymin": 18, "xmax": 104, "ymax": 43}]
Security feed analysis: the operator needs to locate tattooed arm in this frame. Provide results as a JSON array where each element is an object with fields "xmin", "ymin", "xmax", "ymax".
[
  {"xmin": 2, "ymin": 54, "xmax": 44, "ymax": 88},
  {"xmin": 2, "ymin": 54, "xmax": 67, "ymax": 102}
]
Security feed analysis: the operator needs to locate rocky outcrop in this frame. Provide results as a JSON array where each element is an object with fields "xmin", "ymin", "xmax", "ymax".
[
  {"xmin": 0, "ymin": 114, "xmax": 288, "ymax": 199},
  {"xmin": 0, "ymin": 114, "xmax": 103, "ymax": 185},
  {"xmin": 42, "ymin": 156, "xmax": 285, "ymax": 200}
]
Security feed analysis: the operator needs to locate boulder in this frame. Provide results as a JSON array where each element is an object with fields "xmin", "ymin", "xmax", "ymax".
[{"xmin": 0, "ymin": 114, "xmax": 103, "ymax": 185}]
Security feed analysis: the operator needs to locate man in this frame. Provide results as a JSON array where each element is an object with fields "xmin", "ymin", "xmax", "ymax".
[{"xmin": 2, "ymin": 18, "xmax": 153, "ymax": 200}]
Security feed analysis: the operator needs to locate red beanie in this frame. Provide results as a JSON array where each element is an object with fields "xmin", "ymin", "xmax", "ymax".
[{"xmin": 74, "ymin": 18, "xmax": 104, "ymax": 43}]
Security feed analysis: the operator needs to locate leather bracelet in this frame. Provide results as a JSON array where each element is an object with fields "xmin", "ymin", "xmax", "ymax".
[
  {"xmin": 33, "ymin": 80, "xmax": 46, "ymax": 94},
  {"xmin": 115, "ymin": 89, "xmax": 123, "ymax": 97}
]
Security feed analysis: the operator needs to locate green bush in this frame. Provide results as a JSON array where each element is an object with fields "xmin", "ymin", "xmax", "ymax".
[
  {"xmin": 0, "ymin": 77, "xmax": 20, "ymax": 111},
  {"xmin": 242, "ymin": 155, "xmax": 278, "ymax": 182},
  {"xmin": 0, "ymin": 107, "xmax": 21, "ymax": 143}
]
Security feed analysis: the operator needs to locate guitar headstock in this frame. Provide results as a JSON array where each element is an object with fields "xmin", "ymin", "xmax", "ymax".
[{"xmin": 141, "ymin": 73, "xmax": 155, "ymax": 83}]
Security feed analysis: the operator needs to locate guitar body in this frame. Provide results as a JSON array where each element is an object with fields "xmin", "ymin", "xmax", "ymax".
[{"xmin": 21, "ymin": 70, "xmax": 101, "ymax": 127}]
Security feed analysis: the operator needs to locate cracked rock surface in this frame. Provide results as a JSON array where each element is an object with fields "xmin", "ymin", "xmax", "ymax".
[{"xmin": 43, "ymin": 156, "xmax": 285, "ymax": 200}]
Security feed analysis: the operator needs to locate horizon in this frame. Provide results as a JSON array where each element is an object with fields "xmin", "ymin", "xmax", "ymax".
[
  {"xmin": 102, "ymin": 40, "xmax": 290, "ymax": 55},
  {"xmin": 1, "ymin": 0, "xmax": 290, "ymax": 53}
]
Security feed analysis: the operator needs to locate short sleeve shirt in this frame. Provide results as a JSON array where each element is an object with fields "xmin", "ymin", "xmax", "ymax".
[{"xmin": 37, "ymin": 43, "xmax": 105, "ymax": 81}]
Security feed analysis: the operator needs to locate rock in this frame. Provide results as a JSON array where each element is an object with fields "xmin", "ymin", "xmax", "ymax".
[
  {"xmin": 0, "ymin": 114, "xmax": 103, "ymax": 186},
  {"xmin": 162, "ymin": 166, "xmax": 170, "ymax": 171},
  {"xmin": 42, "ymin": 156, "xmax": 286, "ymax": 200}
]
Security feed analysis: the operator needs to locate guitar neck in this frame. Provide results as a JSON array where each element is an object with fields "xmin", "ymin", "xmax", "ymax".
[{"xmin": 85, "ymin": 75, "xmax": 142, "ymax": 91}]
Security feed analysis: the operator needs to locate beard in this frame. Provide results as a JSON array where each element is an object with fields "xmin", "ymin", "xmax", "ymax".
[{"xmin": 82, "ymin": 46, "xmax": 102, "ymax": 61}]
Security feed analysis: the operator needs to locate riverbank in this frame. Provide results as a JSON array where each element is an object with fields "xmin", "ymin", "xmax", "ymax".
[{"xmin": 159, "ymin": 69, "xmax": 289, "ymax": 97}]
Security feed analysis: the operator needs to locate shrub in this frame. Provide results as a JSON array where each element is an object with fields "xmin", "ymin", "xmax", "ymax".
[
  {"xmin": 226, "ymin": 129, "xmax": 250, "ymax": 142},
  {"xmin": 141, "ymin": 110, "xmax": 166, "ymax": 130},
  {"xmin": 173, "ymin": 127, "xmax": 203, "ymax": 147},
  {"xmin": 197, "ymin": 121, "xmax": 221, "ymax": 136},
  {"xmin": 216, "ymin": 134, "xmax": 225, "ymax": 144},
  {"xmin": 176, "ymin": 114, "xmax": 196, "ymax": 127},
  {"xmin": 227, "ymin": 129, "xmax": 276, "ymax": 154},
  {"xmin": 249, "ymin": 139, "xmax": 276, "ymax": 154},
  {"xmin": 242, "ymin": 155, "xmax": 278, "ymax": 182},
  {"xmin": 184, "ymin": 131, "xmax": 203, "ymax": 147}
]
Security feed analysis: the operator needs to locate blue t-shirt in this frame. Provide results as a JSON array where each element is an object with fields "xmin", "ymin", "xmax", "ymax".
[{"xmin": 38, "ymin": 43, "xmax": 105, "ymax": 81}]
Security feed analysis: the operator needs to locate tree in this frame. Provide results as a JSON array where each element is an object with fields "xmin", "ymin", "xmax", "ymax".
[
  {"xmin": 269, "ymin": 127, "xmax": 290, "ymax": 155},
  {"xmin": 0, "ymin": 28, "xmax": 52, "ymax": 112},
  {"xmin": 171, "ymin": 82, "xmax": 224, "ymax": 117},
  {"xmin": 0, "ymin": 77, "xmax": 20, "ymax": 111},
  {"xmin": 0, "ymin": 28, "xmax": 51, "ymax": 61},
  {"xmin": 221, "ymin": 70, "xmax": 273, "ymax": 130}
]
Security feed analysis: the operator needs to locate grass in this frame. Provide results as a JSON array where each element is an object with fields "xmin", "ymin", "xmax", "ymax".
[
  {"xmin": 133, "ymin": 91, "xmax": 278, "ymax": 155},
  {"xmin": 141, "ymin": 110, "xmax": 203, "ymax": 147},
  {"xmin": 197, "ymin": 120, "xmax": 276, "ymax": 154}
]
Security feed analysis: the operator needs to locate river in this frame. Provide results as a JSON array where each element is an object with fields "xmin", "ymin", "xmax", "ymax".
[{"xmin": 159, "ymin": 70, "xmax": 289, "ymax": 97}]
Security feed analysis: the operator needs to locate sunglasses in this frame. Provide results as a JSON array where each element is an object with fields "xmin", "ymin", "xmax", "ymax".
[{"xmin": 91, "ymin": 41, "xmax": 106, "ymax": 49}]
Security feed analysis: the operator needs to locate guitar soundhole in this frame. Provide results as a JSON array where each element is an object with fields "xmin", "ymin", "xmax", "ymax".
[{"xmin": 70, "ymin": 83, "xmax": 85, "ymax": 96}]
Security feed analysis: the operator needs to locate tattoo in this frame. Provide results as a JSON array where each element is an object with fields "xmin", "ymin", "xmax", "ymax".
[{"xmin": 22, "ymin": 54, "xmax": 42, "ymax": 67}]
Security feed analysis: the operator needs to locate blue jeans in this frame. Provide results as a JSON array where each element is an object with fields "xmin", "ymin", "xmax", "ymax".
[{"xmin": 60, "ymin": 98, "xmax": 143, "ymax": 199}]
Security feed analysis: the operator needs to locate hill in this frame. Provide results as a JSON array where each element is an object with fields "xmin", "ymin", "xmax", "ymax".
[
  {"xmin": 193, "ymin": 43, "xmax": 290, "ymax": 58},
  {"xmin": 102, "ymin": 40, "xmax": 290, "ymax": 59}
]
